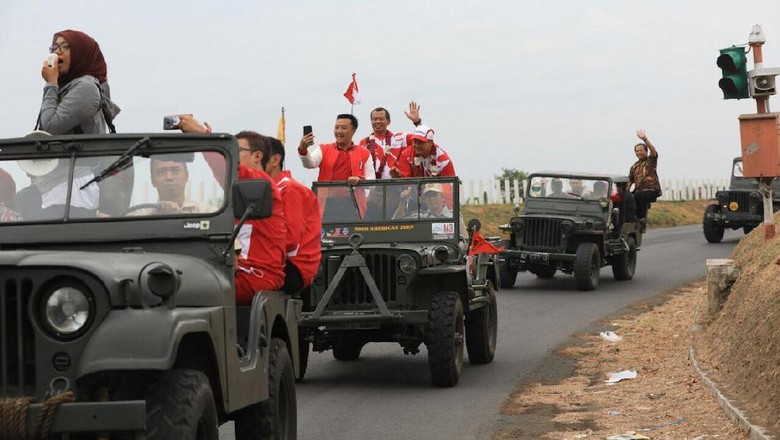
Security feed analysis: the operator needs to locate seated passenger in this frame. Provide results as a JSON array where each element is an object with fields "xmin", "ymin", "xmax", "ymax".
[
  {"xmin": 586, "ymin": 181, "xmax": 609, "ymax": 200},
  {"xmin": 0, "ymin": 168, "xmax": 22, "ymax": 222},
  {"xmin": 130, "ymin": 154, "xmax": 212, "ymax": 215},
  {"xmin": 547, "ymin": 178, "xmax": 566, "ymax": 198},
  {"xmin": 568, "ymin": 179, "xmax": 584, "ymax": 197},
  {"xmin": 421, "ymin": 183, "xmax": 452, "ymax": 217}
]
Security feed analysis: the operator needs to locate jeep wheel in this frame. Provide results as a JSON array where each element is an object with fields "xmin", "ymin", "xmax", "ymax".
[
  {"xmin": 235, "ymin": 338, "xmax": 297, "ymax": 440},
  {"xmin": 574, "ymin": 242, "xmax": 600, "ymax": 291},
  {"xmin": 297, "ymin": 332, "xmax": 309, "ymax": 382},
  {"xmin": 145, "ymin": 369, "xmax": 219, "ymax": 440},
  {"xmin": 703, "ymin": 204, "xmax": 725, "ymax": 243},
  {"xmin": 533, "ymin": 265, "xmax": 556, "ymax": 279},
  {"xmin": 332, "ymin": 341, "xmax": 363, "ymax": 361},
  {"xmin": 426, "ymin": 291, "xmax": 465, "ymax": 387},
  {"xmin": 611, "ymin": 236, "xmax": 637, "ymax": 281},
  {"xmin": 465, "ymin": 282, "xmax": 497, "ymax": 364},
  {"xmin": 498, "ymin": 258, "xmax": 517, "ymax": 289}
]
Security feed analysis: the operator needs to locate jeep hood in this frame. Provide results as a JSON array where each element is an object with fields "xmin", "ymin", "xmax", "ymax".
[{"xmin": 0, "ymin": 250, "xmax": 232, "ymax": 307}]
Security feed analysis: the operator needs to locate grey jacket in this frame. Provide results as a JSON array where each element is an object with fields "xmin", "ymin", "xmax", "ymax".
[{"xmin": 38, "ymin": 75, "xmax": 120, "ymax": 135}]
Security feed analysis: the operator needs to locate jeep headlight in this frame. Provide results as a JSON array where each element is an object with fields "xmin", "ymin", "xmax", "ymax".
[
  {"xmin": 43, "ymin": 286, "xmax": 92, "ymax": 337},
  {"xmin": 510, "ymin": 218, "xmax": 525, "ymax": 232},
  {"xmin": 728, "ymin": 201, "xmax": 739, "ymax": 212},
  {"xmin": 560, "ymin": 221, "xmax": 574, "ymax": 235},
  {"xmin": 398, "ymin": 254, "xmax": 418, "ymax": 274}
]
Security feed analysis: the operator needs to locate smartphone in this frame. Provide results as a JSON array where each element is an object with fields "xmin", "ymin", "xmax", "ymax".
[
  {"xmin": 163, "ymin": 115, "xmax": 181, "ymax": 130},
  {"xmin": 303, "ymin": 125, "xmax": 313, "ymax": 136},
  {"xmin": 46, "ymin": 54, "xmax": 58, "ymax": 68}
]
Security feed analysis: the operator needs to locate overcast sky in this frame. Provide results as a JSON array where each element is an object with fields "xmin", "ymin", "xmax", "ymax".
[{"xmin": 3, "ymin": 0, "xmax": 780, "ymax": 184}]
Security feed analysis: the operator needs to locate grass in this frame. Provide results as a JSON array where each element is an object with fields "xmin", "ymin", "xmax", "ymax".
[{"xmin": 461, "ymin": 199, "xmax": 714, "ymax": 237}]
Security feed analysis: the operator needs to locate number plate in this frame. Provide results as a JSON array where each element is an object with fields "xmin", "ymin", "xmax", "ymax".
[{"xmin": 520, "ymin": 251, "xmax": 550, "ymax": 263}]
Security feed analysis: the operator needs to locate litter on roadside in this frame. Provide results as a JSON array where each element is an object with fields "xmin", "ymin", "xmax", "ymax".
[
  {"xmin": 605, "ymin": 432, "xmax": 650, "ymax": 440},
  {"xmin": 599, "ymin": 331, "xmax": 623, "ymax": 342},
  {"xmin": 607, "ymin": 409, "xmax": 621, "ymax": 415},
  {"xmin": 605, "ymin": 369, "xmax": 638, "ymax": 384}
]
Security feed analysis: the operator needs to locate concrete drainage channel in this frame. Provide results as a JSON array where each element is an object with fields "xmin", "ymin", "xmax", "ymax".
[{"xmin": 688, "ymin": 259, "xmax": 775, "ymax": 440}]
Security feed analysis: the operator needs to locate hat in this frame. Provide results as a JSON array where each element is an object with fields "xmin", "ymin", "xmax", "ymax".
[
  {"xmin": 18, "ymin": 158, "xmax": 59, "ymax": 176},
  {"xmin": 411, "ymin": 125, "xmax": 435, "ymax": 142},
  {"xmin": 422, "ymin": 183, "xmax": 444, "ymax": 195}
]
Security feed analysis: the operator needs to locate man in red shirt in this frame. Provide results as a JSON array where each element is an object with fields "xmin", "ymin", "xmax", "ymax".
[
  {"xmin": 179, "ymin": 116, "xmax": 287, "ymax": 305},
  {"xmin": 393, "ymin": 125, "xmax": 457, "ymax": 178},
  {"xmin": 358, "ymin": 102, "xmax": 423, "ymax": 179},
  {"xmin": 298, "ymin": 114, "xmax": 375, "ymax": 221}
]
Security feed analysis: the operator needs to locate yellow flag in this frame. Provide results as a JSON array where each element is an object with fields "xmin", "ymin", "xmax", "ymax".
[{"xmin": 277, "ymin": 107, "xmax": 286, "ymax": 144}]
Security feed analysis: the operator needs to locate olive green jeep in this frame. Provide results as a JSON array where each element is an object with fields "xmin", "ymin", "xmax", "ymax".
[
  {"xmin": 299, "ymin": 177, "xmax": 499, "ymax": 387},
  {"xmin": 703, "ymin": 157, "xmax": 780, "ymax": 243},
  {"xmin": 499, "ymin": 172, "xmax": 643, "ymax": 291},
  {"xmin": 0, "ymin": 133, "xmax": 299, "ymax": 439}
]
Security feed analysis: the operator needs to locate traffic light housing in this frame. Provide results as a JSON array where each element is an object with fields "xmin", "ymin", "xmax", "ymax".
[{"xmin": 717, "ymin": 47, "xmax": 750, "ymax": 99}]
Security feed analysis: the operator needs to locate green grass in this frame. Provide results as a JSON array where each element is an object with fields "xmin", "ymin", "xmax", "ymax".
[{"xmin": 461, "ymin": 199, "xmax": 713, "ymax": 237}]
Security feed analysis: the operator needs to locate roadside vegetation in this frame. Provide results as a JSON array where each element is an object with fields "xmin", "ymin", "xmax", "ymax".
[{"xmin": 462, "ymin": 199, "xmax": 713, "ymax": 237}]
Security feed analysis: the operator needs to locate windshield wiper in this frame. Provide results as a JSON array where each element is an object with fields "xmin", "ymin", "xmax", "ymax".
[{"xmin": 80, "ymin": 137, "xmax": 150, "ymax": 190}]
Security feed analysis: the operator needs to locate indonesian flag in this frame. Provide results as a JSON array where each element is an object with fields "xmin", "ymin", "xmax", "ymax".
[
  {"xmin": 343, "ymin": 73, "xmax": 360, "ymax": 105},
  {"xmin": 468, "ymin": 230, "xmax": 504, "ymax": 255}
]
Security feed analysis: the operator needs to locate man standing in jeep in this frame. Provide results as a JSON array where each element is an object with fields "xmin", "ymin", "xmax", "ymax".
[{"xmin": 629, "ymin": 129, "xmax": 661, "ymax": 220}]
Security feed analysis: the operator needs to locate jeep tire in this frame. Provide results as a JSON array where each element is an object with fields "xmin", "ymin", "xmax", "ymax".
[
  {"xmin": 426, "ymin": 292, "xmax": 465, "ymax": 387},
  {"xmin": 703, "ymin": 204, "xmax": 725, "ymax": 243},
  {"xmin": 574, "ymin": 242, "xmax": 600, "ymax": 291},
  {"xmin": 332, "ymin": 340, "xmax": 363, "ymax": 361},
  {"xmin": 611, "ymin": 236, "xmax": 637, "ymax": 281},
  {"xmin": 498, "ymin": 258, "xmax": 517, "ymax": 289},
  {"xmin": 234, "ymin": 338, "xmax": 297, "ymax": 440},
  {"xmin": 145, "ymin": 369, "xmax": 219, "ymax": 440},
  {"xmin": 465, "ymin": 282, "xmax": 497, "ymax": 364}
]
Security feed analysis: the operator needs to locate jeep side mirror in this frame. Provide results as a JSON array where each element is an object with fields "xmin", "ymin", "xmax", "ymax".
[{"xmin": 232, "ymin": 179, "xmax": 272, "ymax": 219}]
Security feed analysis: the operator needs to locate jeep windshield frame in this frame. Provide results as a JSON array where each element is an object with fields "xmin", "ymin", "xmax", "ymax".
[
  {"xmin": 0, "ymin": 133, "xmax": 238, "ymax": 246},
  {"xmin": 312, "ymin": 176, "xmax": 461, "ymax": 245}
]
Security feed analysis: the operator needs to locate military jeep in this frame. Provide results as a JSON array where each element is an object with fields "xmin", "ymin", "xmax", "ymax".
[
  {"xmin": 499, "ymin": 172, "xmax": 642, "ymax": 291},
  {"xmin": 703, "ymin": 157, "xmax": 780, "ymax": 243},
  {"xmin": 0, "ymin": 133, "xmax": 299, "ymax": 439},
  {"xmin": 298, "ymin": 177, "xmax": 498, "ymax": 387}
]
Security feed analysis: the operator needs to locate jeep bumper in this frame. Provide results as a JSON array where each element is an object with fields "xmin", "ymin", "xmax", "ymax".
[
  {"xmin": 503, "ymin": 249, "xmax": 574, "ymax": 266},
  {"xmin": 706, "ymin": 210, "xmax": 761, "ymax": 226},
  {"xmin": 26, "ymin": 400, "xmax": 146, "ymax": 434},
  {"xmin": 300, "ymin": 310, "xmax": 429, "ymax": 326}
]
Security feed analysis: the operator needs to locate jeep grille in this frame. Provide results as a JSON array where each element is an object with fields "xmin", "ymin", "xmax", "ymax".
[
  {"xmin": 523, "ymin": 218, "xmax": 563, "ymax": 249},
  {"xmin": 323, "ymin": 253, "xmax": 399, "ymax": 308},
  {"xmin": 1, "ymin": 276, "xmax": 36, "ymax": 397},
  {"xmin": 727, "ymin": 192, "xmax": 751, "ymax": 213}
]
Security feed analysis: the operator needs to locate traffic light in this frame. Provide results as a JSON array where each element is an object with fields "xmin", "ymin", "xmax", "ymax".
[{"xmin": 717, "ymin": 46, "xmax": 749, "ymax": 99}]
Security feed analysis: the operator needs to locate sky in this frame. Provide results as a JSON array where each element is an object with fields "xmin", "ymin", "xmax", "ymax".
[{"xmin": 2, "ymin": 0, "xmax": 780, "ymax": 186}]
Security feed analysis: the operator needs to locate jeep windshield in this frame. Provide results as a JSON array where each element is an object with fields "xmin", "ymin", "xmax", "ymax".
[
  {"xmin": 312, "ymin": 177, "xmax": 460, "ymax": 243},
  {"xmin": 527, "ymin": 175, "xmax": 611, "ymax": 201},
  {"xmin": 0, "ymin": 147, "xmax": 227, "ymax": 224}
]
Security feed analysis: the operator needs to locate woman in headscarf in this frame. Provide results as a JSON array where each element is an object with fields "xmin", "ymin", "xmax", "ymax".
[
  {"xmin": 38, "ymin": 29, "xmax": 120, "ymax": 134},
  {"xmin": 35, "ymin": 30, "xmax": 130, "ymax": 216}
]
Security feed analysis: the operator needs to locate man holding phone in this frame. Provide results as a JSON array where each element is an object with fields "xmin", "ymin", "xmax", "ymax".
[{"xmin": 298, "ymin": 114, "xmax": 375, "ymax": 219}]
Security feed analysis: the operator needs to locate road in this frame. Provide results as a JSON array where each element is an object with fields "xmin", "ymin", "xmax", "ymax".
[{"xmin": 219, "ymin": 225, "xmax": 741, "ymax": 440}]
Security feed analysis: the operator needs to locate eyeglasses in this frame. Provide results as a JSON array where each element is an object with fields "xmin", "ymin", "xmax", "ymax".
[
  {"xmin": 49, "ymin": 43, "xmax": 71, "ymax": 54},
  {"xmin": 238, "ymin": 147, "xmax": 255, "ymax": 153}
]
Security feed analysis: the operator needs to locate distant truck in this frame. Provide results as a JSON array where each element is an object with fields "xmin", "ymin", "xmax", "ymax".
[
  {"xmin": 0, "ymin": 133, "xmax": 299, "ymax": 439},
  {"xmin": 703, "ymin": 157, "xmax": 780, "ymax": 243}
]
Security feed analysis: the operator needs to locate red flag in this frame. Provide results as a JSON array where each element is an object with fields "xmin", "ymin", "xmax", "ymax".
[
  {"xmin": 468, "ymin": 230, "xmax": 504, "ymax": 255},
  {"xmin": 343, "ymin": 73, "xmax": 360, "ymax": 105}
]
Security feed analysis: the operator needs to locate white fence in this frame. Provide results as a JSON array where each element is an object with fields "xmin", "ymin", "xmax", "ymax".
[{"xmin": 460, "ymin": 178, "xmax": 731, "ymax": 205}]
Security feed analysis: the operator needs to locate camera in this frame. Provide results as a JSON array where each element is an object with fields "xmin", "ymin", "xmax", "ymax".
[{"xmin": 163, "ymin": 115, "xmax": 182, "ymax": 130}]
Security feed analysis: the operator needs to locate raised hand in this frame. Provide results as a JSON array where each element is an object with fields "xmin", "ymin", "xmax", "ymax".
[
  {"xmin": 636, "ymin": 129, "xmax": 647, "ymax": 141},
  {"xmin": 405, "ymin": 102, "xmax": 421, "ymax": 124}
]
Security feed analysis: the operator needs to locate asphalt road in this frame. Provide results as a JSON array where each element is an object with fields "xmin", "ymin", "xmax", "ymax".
[{"xmin": 219, "ymin": 225, "xmax": 741, "ymax": 440}]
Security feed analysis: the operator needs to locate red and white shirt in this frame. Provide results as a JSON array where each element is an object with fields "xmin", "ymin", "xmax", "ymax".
[
  {"xmin": 358, "ymin": 131, "xmax": 414, "ymax": 179},
  {"xmin": 396, "ymin": 143, "xmax": 456, "ymax": 178}
]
